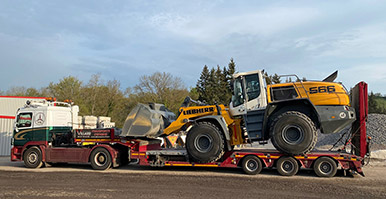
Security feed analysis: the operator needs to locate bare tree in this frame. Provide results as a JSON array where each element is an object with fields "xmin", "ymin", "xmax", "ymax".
[{"xmin": 133, "ymin": 72, "xmax": 188, "ymax": 113}]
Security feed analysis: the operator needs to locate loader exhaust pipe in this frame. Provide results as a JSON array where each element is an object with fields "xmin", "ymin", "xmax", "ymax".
[{"xmin": 322, "ymin": 70, "xmax": 338, "ymax": 82}]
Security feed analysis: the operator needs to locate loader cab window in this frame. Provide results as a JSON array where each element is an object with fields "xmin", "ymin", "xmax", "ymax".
[
  {"xmin": 245, "ymin": 74, "xmax": 260, "ymax": 102},
  {"xmin": 232, "ymin": 77, "xmax": 244, "ymax": 107},
  {"xmin": 16, "ymin": 113, "xmax": 32, "ymax": 128}
]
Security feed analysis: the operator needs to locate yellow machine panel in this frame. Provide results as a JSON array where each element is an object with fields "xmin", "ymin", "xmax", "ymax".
[
  {"xmin": 163, "ymin": 105, "xmax": 236, "ymax": 135},
  {"xmin": 267, "ymin": 81, "xmax": 350, "ymax": 106}
]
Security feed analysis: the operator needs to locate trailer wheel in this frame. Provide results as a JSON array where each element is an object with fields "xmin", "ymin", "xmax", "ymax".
[
  {"xmin": 186, "ymin": 122, "xmax": 225, "ymax": 163},
  {"xmin": 313, "ymin": 157, "xmax": 337, "ymax": 177},
  {"xmin": 90, "ymin": 147, "xmax": 112, "ymax": 170},
  {"xmin": 276, "ymin": 157, "xmax": 299, "ymax": 176},
  {"xmin": 23, "ymin": 147, "xmax": 43, "ymax": 168},
  {"xmin": 270, "ymin": 111, "xmax": 317, "ymax": 155},
  {"xmin": 242, "ymin": 156, "xmax": 263, "ymax": 175}
]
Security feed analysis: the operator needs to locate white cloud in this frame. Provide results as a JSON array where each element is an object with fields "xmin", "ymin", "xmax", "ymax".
[
  {"xmin": 341, "ymin": 63, "xmax": 386, "ymax": 91},
  {"xmin": 294, "ymin": 23, "xmax": 386, "ymax": 58},
  {"xmin": 150, "ymin": 7, "xmax": 320, "ymax": 43}
]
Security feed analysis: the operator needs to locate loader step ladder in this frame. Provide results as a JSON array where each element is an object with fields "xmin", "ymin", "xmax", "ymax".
[{"xmin": 244, "ymin": 109, "xmax": 265, "ymax": 141}]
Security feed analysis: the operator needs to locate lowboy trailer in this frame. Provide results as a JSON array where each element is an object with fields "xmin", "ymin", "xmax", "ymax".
[{"xmin": 11, "ymin": 83, "xmax": 369, "ymax": 177}]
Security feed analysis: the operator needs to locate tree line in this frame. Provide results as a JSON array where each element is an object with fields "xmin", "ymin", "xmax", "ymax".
[
  {"xmin": 2, "ymin": 59, "xmax": 383, "ymax": 128},
  {"xmin": 0, "ymin": 72, "xmax": 189, "ymax": 128},
  {"xmin": 0, "ymin": 59, "xmax": 240, "ymax": 127},
  {"xmin": 368, "ymin": 92, "xmax": 386, "ymax": 114}
]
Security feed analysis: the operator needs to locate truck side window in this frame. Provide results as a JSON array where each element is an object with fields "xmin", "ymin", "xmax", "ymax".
[{"xmin": 17, "ymin": 113, "xmax": 33, "ymax": 128}]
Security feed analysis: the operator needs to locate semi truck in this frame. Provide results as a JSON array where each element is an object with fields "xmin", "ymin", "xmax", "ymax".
[{"xmin": 10, "ymin": 70, "xmax": 369, "ymax": 177}]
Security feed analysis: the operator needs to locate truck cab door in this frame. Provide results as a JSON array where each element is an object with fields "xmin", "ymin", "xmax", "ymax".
[{"xmin": 14, "ymin": 112, "xmax": 34, "ymax": 144}]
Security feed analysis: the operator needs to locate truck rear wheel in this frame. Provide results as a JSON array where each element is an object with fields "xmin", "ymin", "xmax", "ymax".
[
  {"xmin": 270, "ymin": 111, "xmax": 317, "ymax": 155},
  {"xmin": 242, "ymin": 155, "xmax": 263, "ymax": 175},
  {"xmin": 90, "ymin": 147, "xmax": 112, "ymax": 170},
  {"xmin": 276, "ymin": 156, "xmax": 299, "ymax": 176},
  {"xmin": 313, "ymin": 157, "xmax": 337, "ymax": 177},
  {"xmin": 23, "ymin": 147, "xmax": 43, "ymax": 168},
  {"xmin": 186, "ymin": 122, "xmax": 225, "ymax": 163}
]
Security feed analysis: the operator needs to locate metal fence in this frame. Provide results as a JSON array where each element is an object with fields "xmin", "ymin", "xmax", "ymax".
[{"xmin": 0, "ymin": 118, "xmax": 14, "ymax": 156}]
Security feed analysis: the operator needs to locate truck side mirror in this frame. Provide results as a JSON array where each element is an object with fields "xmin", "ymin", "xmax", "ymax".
[
  {"xmin": 230, "ymin": 80, "xmax": 234, "ymax": 92},
  {"xmin": 14, "ymin": 122, "xmax": 19, "ymax": 132}
]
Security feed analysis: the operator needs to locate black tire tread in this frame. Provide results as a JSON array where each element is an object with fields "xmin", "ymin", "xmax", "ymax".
[
  {"xmin": 313, "ymin": 157, "xmax": 337, "ymax": 177},
  {"xmin": 270, "ymin": 111, "xmax": 317, "ymax": 155},
  {"xmin": 23, "ymin": 147, "xmax": 43, "ymax": 169},
  {"xmin": 242, "ymin": 155, "xmax": 263, "ymax": 175},
  {"xmin": 186, "ymin": 121, "xmax": 225, "ymax": 163},
  {"xmin": 276, "ymin": 156, "xmax": 299, "ymax": 176},
  {"xmin": 90, "ymin": 147, "xmax": 112, "ymax": 170}
]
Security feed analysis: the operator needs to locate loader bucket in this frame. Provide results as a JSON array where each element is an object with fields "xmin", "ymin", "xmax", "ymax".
[{"xmin": 120, "ymin": 103, "xmax": 175, "ymax": 138}]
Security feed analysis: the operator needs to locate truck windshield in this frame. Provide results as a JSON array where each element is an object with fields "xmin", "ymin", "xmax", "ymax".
[
  {"xmin": 232, "ymin": 77, "xmax": 244, "ymax": 107},
  {"xmin": 16, "ymin": 113, "xmax": 32, "ymax": 128}
]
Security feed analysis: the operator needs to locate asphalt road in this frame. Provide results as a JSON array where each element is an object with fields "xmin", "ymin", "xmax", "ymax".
[{"xmin": 0, "ymin": 158, "xmax": 385, "ymax": 199}]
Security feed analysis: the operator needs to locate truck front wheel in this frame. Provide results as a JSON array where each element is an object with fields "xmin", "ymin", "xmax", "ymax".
[
  {"xmin": 270, "ymin": 111, "xmax": 317, "ymax": 155},
  {"xmin": 23, "ymin": 147, "xmax": 43, "ymax": 168},
  {"xmin": 90, "ymin": 147, "xmax": 112, "ymax": 170},
  {"xmin": 186, "ymin": 122, "xmax": 225, "ymax": 163}
]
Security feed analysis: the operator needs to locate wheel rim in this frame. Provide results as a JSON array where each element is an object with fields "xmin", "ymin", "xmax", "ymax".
[
  {"xmin": 28, "ymin": 152, "xmax": 38, "ymax": 164},
  {"xmin": 94, "ymin": 152, "xmax": 107, "ymax": 167},
  {"xmin": 194, "ymin": 134, "xmax": 213, "ymax": 153},
  {"xmin": 282, "ymin": 160, "xmax": 294, "ymax": 173},
  {"xmin": 320, "ymin": 162, "xmax": 333, "ymax": 175},
  {"xmin": 282, "ymin": 125, "xmax": 304, "ymax": 145},
  {"xmin": 246, "ymin": 159, "xmax": 258, "ymax": 172}
]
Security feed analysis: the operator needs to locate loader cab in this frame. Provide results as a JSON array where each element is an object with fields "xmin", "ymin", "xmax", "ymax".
[{"xmin": 229, "ymin": 70, "xmax": 267, "ymax": 116}]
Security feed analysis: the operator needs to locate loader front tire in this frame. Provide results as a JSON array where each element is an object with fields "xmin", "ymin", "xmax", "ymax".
[
  {"xmin": 186, "ymin": 122, "xmax": 225, "ymax": 163},
  {"xmin": 270, "ymin": 111, "xmax": 317, "ymax": 155}
]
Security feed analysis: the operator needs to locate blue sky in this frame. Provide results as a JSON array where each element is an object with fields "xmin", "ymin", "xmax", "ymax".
[{"xmin": 0, "ymin": 0, "xmax": 385, "ymax": 94}]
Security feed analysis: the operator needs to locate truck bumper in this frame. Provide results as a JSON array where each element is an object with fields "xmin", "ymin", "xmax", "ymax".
[
  {"xmin": 11, "ymin": 146, "xmax": 23, "ymax": 161},
  {"xmin": 316, "ymin": 105, "xmax": 356, "ymax": 134}
]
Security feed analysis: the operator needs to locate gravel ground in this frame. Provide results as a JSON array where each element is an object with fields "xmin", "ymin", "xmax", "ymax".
[
  {"xmin": 0, "ymin": 158, "xmax": 385, "ymax": 199},
  {"xmin": 316, "ymin": 113, "xmax": 386, "ymax": 151}
]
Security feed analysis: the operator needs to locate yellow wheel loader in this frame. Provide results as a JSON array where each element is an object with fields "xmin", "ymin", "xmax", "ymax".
[{"xmin": 121, "ymin": 70, "xmax": 356, "ymax": 163}]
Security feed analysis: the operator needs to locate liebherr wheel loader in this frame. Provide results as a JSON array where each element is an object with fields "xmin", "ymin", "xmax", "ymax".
[{"xmin": 121, "ymin": 70, "xmax": 356, "ymax": 163}]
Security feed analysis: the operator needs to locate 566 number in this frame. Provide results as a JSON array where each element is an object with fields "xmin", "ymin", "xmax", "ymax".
[{"xmin": 309, "ymin": 86, "xmax": 335, "ymax": 94}]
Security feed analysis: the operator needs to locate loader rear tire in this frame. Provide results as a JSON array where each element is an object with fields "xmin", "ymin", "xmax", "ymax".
[
  {"xmin": 186, "ymin": 122, "xmax": 225, "ymax": 163},
  {"xmin": 270, "ymin": 111, "xmax": 317, "ymax": 155}
]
